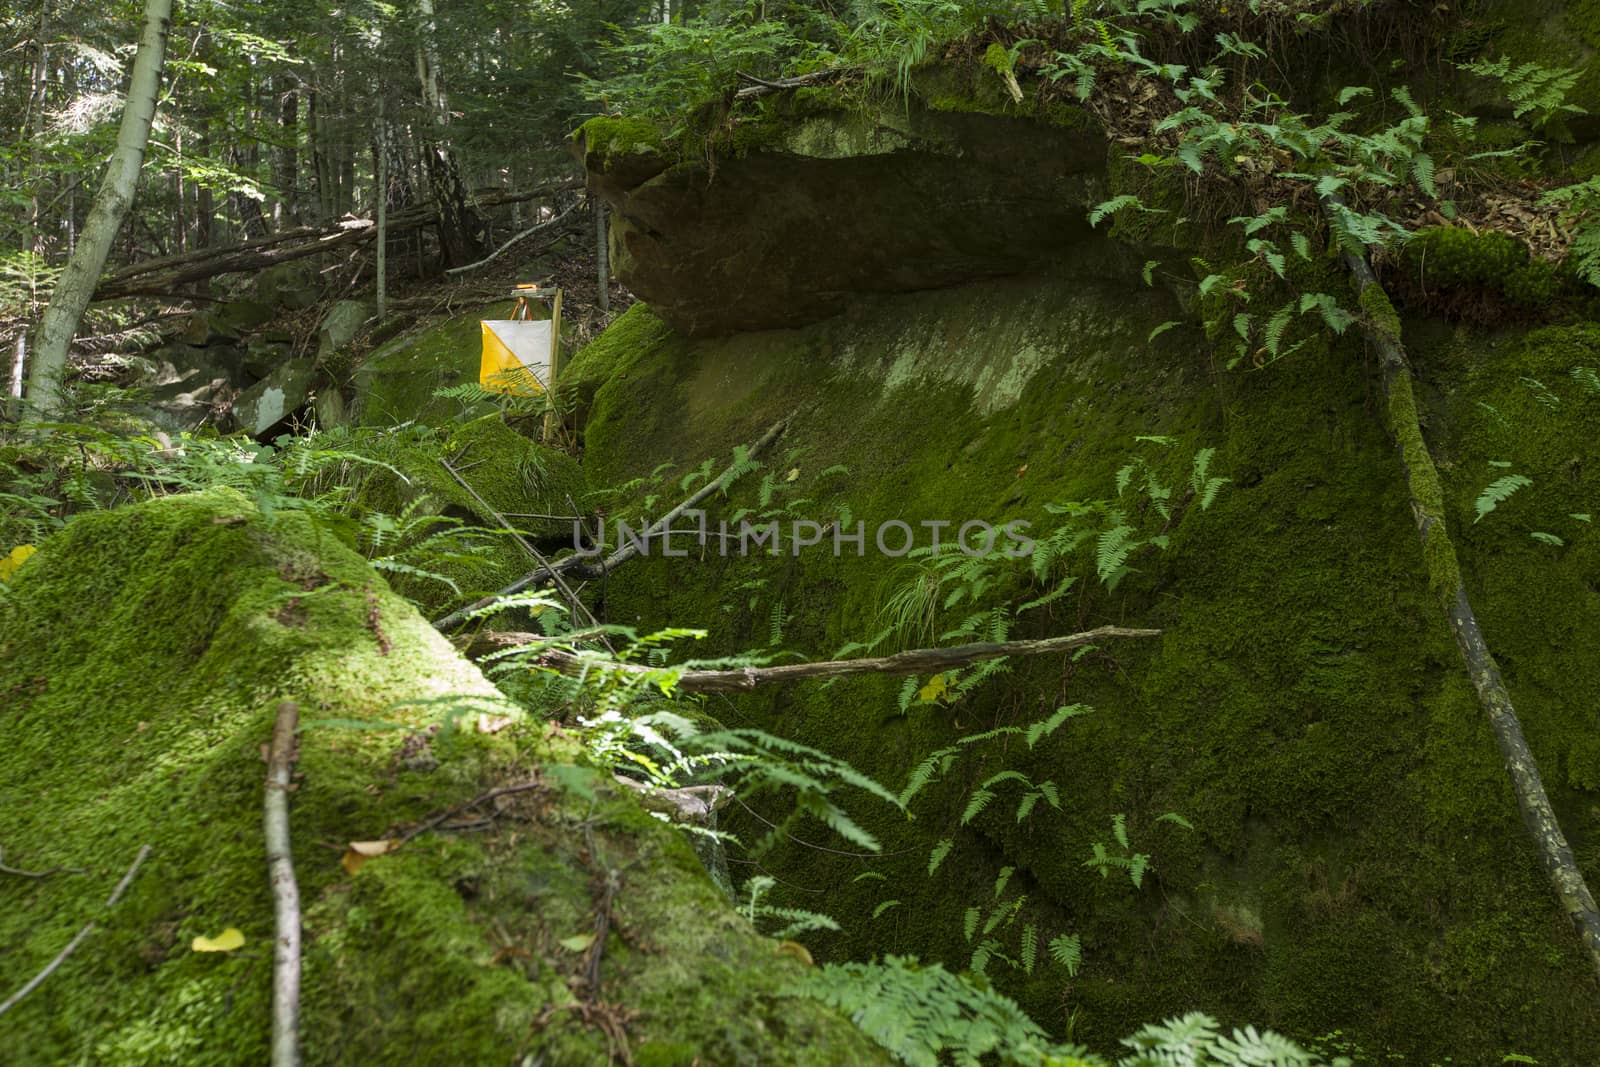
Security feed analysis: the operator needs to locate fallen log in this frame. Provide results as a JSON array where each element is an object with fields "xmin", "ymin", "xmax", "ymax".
[
  {"xmin": 467, "ymin": 625, "xmax": 1161, "ymax": 693},
  {"xmin": 1325, "ymin": 194, "xmax": 1600, "ymax": 981},
  {"xmin": 90, "ymin": 180, "xmax": 583, "ymax": 302}
]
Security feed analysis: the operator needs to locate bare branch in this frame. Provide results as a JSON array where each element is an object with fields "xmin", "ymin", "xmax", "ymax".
[
  {"xmin": 1324, "ymin": 192, "xmax": 1600, "ymax": 982},
  {"xmin": 0, "ymin": 844, "xmax": 152, "ymax": 1019},
  {"xmin": 473, "ymin": 625, "xmax": 1160, "ymax": 693},
  {"xmin": 265, "ymin": 701, "xmax": 302, "ymax": 1067}
]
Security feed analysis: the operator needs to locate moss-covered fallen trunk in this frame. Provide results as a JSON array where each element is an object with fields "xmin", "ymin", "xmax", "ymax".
[{"xmin": 0, "ymin": 488, "xmax": 886, "ymax": 1065}]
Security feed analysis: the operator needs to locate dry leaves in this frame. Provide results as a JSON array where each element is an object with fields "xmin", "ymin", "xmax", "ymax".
[{"xmin": 341, "ymin": 839, "xmax": 399, "ymax": 876}]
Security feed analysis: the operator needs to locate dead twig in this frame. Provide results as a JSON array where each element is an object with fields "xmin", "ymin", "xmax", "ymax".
[
  {"xmin": 438, "ymin": 454, "xmax": 615, "ymax": 654},
  {"xmin": 734, "ymin": 67, "xmax": 855, "ymax": 99},
  {"xmin": 265, "ymin": 700, "xmax": 303, "ymax": 1067},
  {"xmin": 444, "ymin": 202, "xmax": 583, "ymax": 276},
  {"xmin": 477, "ymin": 625, "xmax": 1162, "ymax": 693},
  {"xmin": 0, "ymin": 843, "xmax": 152, "ymax": 1019},
  {"xmin": 0, "ymin": 845, "xmax": 86, "ymax": 880},
  {"xmin": 397, "ymin": 779, "xmax": 546, "ymax": 846},
  {"xmin": 1326, "ymin": 192, "xmax": 1600, "ymax": 983}
]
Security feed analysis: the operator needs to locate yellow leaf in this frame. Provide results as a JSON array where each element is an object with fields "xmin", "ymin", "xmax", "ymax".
[
  {"xmin": 775, "ymin": 940, "xmax": 813, "ymax": 966},
  {"xmin": 917, "ymin": 674, "xmax": 951, "ymax": 703},
  {"xmin": 342, "ymin": 838, "xmax": 398, "ymax": 876},
  {"xmin": 559, "ymin": 932, "xmax": 595, "ymax": 953},
  {"xmin": 191, "ymin": 927, "xmax": 246, "ymax": 953},
  {"xmin": 784, "ymin": 467, "xmax": 800, "ymax": 482},
  {"xmin": 1, "ymin": 544, "xmax": 37, "ymax": 583}
]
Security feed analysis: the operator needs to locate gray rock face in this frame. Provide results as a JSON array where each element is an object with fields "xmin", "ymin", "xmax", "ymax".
[
  {"xmin": 255, "ymin": 261, "xmax": 320, "ymax": 310},
  {"xmin": 243, "ymin": 339, "xmax": 293, "ymax": 381},
  {"xmin": 231, "ymin": 358, "xmax": 317, "ymax": 438},
  {"xmin": 182, "ymin": 300, "xmax": 275, "ymax": 345},
  {"xmin": 577, "ymin": 104, "xmax": 1106, "ymax": 336},
  {"xmin": 125, "ymin": 344, "xmax": 246, "ymax": 433},
  {"xmin": 318, "ymin": 300, "xmax": 371, "ymax": 357}
]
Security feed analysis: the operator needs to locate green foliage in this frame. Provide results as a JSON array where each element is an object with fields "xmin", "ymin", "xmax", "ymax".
[
  {"xmin": 788, "ymin": 957, "xmax": 1347, "ymax": 1067},
  {"xmin": 578, "ymin": 6, "xmax": 819, "ymax": 137},
  {"xmin": 482, "ymin": 620, "xmax": 901, "ymax": 857},
  {"xmin": 741, "ymin": 874, "xmax": 842, "ymax": 937},
  {"xmin": 1473, "ymin": 473, "xmax": 1533, "ymax": 524},
  {"xmin": 784, "ymin": 955, "xmax": 1065, "ymax": 1067},
  {"xmin": 1459, "ymin": 56, "xmax": 1585, "ymax": 131}
]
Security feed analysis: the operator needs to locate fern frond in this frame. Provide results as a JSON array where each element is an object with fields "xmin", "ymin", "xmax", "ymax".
[
  {"xmin": 1048, "ymin": 933, "xmax": 1082, "ymax": 976},
  {"xmin": 1474, "ymin": 474, "xmax": 1532, "ymax": 523}
]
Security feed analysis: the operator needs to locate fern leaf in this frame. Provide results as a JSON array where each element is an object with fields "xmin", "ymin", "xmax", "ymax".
[
  {"xmin": 928, "ymin": 837, "xmax": 954, "ymax": 875},
  {"xmin": 1095, "ymin": 525, "xmax": 1137, "ymax": 584},
  {"xmin": 1048, "ymin": 933, "xmax": 1083, "ymax": 976},
  {"xmin": 960, "ymin": 789, "xmax": 996, "ymax": 826},
  {"xmin": 1088, "ymin": 194, "xmax": 1142, "ymax": 227},
  {"xmin": 1025, "ymin": 703, "xmax": 1092, "ymax": 748},
  {"xmin": 1474, "ymin": 474, "xmax": 1532, "ymax": 523},
  {"xmin": 1147, "ymin": 320, "xmax": 1181, "ymax": 343}
]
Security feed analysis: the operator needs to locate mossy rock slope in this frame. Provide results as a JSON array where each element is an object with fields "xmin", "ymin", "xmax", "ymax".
[
  {"xmin": 560, "ymin": 262, "xmax": 1600, "ymax": 1062},
  {"xmin": 0, "ymin": 488, "xmax": 887, "ymax": 1065}
]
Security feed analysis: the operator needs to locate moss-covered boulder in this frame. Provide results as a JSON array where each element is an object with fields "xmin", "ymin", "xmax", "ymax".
[
  {"xmin": 351, "ymin": 304, "xmax": 510, "ymax": 428},
  {"xmin": 0, "ymin": 489, "xmax": 888, "ymax": 1065}
]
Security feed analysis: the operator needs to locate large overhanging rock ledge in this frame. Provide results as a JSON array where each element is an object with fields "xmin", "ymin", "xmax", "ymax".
[{"xmin": 574, "ymin": 96, "xmax": 1110, "ymax": 336}]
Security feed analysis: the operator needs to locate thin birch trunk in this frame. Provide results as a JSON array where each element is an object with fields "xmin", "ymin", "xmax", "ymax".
[{"xmin": 23, "ymin": 0, "xmax": 173, "ymax": 422}]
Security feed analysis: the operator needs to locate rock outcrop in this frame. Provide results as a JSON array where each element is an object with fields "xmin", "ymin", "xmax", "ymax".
[
  {"xmin": 565, "ymin": 59, "xmax": 1600, "ymax": 1060},
  {"xmin": 575, "ymin": 89, "xmax": 1109, "ymax": 336}
]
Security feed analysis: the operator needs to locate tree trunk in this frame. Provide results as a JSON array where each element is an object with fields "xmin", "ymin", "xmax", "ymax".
[
  {"xmin": 413, "ymin": 0, "xmax": 484, "ymax": 268},
  {"xmin": 375, "ymin": 99, "xmax": 387, "ymax": 322},
  {"xmin": 23, "ymin": 1, "xmax": 51, "ymax": 271},
  {"xmin": 196, "ymin": 120, "xmax": 213, "ymax": 249},
  {"xmin": 272, "ymin": 81, "xmax": 299, "ymax": 229},
  {"xmin": 7, "ymin": 335, "xmax": 25, "ymax": 422},
  {"xmin": 23, "ymin": 0, "xmax": 173, "ymax": 422},
  {"xmin": 310, "ymin": 89, "xmax": 331, "ymax": 225}
]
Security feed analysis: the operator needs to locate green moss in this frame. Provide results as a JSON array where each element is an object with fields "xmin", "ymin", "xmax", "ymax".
[
  {"xmin": 0, "ymin": 489, "xmax": 889, "ymax": 1065},
  {"xmin": 1357, "ymin": 283, "xmax": 1403, "ymax": 345},
  {"xmin": 562, "ymin": 260, "xmax": 1600, "ymax": 1063},
  {"xmin": 352, "ymin": 302, "xmax": 509, "ymax": 427},
  {"xmin": 1402, "ymin": 227, "xmax": 1560, "ymax": 311},
  {"xmin": 572, "ymin": 115, "xmax": 669, "ymax": 169},
  {"xmin": 1386, "ymin": 371, "xmax": 1446, "ymax": 518}
]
